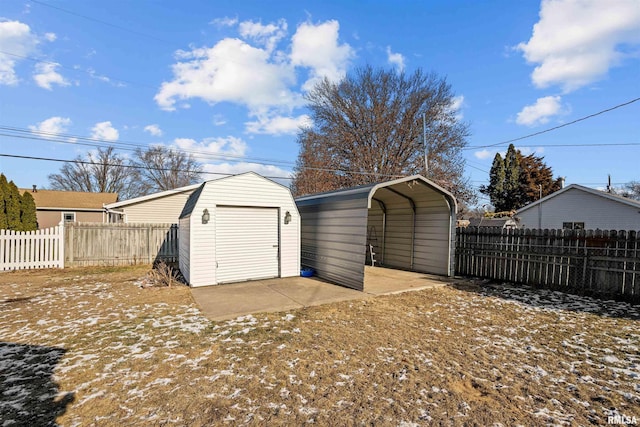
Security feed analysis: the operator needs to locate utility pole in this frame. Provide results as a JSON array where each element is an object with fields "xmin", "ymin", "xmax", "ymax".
[{"xmin": 422, "ymin": 113, "xmax": 428, "ymax": 175}]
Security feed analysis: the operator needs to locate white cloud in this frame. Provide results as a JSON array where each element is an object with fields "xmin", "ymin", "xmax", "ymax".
[
  {"xmin": 172, "ymin": 137, "xmax": 293, "ymax": 184},
  {"xmin": 474, "ymin": 149, "xmax": 495, "ymax": 160},
  {"xmin": 212, "ymin": 114, "xmax": 227, "ymax": 126},
  {"xmin": 0, "ymin": 20, "xmax": 38, "ymax": 85},
  {"xmin": 173, "ymin": 136, "xmax": 248, "ymax": 160},
  {"xmin": 44, "ymin": 32, "xmax": 57, "ymax": 42},
  {"xmin": 144, "ymin": 124, "xmax": 163, "ymax": 137},
  {"xmin": 91, "ymin": 121, "xmax": 119, "ymax": 141},
  {"xmin": 446, "ymin": 95, "xmax": 465, "ymax": 121},
  {"xmin": 517, "ymin": 0, "xmax": 640, "ymax": 92},
  {"xmin": 517, "ymin": 146, "xmax": 545, "ymax": 156},
  {"xmin": 239, "ymin": 19, "xmax": 287, "ymax": 53},
  {"xmin": 201, "ymin": 162, "xmax": 292, "ymax": 186},
  {"xmin": 516, "ymin": 95, "xmax": 565, "ymax": 126},
  {"xmin": 33, "ymin": 62, "xmax": 69, "ymax": 90},
  {"xmin": 210, "ymin": 16, "xmax": 238, "ymax": 28},
  {"xmin": 386, "ymin": 46, "xmax": 405, "ymax": 72},
  {"xmin": 29, "ymin": 116, "xmax": 71, "ymax": 138},
  {"xmin": 86, "ymin": 67, "xmax": 125, "ymax": 87},
  {"xmin": 155, "ymin": 38, "xmax": 300, "ymax": 111},
  {"xmin": 290, "ymin": 20, "xmax": 356, "ymax": 91},
  {"xmin": 245, "ymin": 113, "xmax": 312, "ymax": 135}
]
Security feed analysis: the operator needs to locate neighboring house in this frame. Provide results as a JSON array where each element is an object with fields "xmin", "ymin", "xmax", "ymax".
[
  {"xmin": 104, "ymin": 184, "xmax": 200, "ymax": 224},
  {"xmin": 516, "ymin": 184, "xmax": 640, "ymax": 230},
  {"xmin": 20, "ymin": 187, "xmax": 118, "ymax": 229},
  {"xmin": 467, "ymin": 217, "xmax": 518, "ymax": 229}
]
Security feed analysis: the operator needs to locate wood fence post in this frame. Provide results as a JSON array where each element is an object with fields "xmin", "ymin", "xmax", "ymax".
[
  {"xmin": 59, "ymin": 223, "xmax": 65, "ymax": 268},
  {"xmin": 147, "ymin": 225, "xmax": 153, "ymax": 264}
]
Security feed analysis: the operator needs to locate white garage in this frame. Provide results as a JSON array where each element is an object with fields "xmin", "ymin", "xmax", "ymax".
[{"xmin": 178, "ymin": 172, "xmax": 300, "ymax": 287}]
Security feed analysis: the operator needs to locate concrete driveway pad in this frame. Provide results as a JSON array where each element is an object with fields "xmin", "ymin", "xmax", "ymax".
[
  {"xmin": 191, "ymin": 267, "xmax": 452, "ymax": 322},
  {"xmin": 191, "ymin": 276, "xmax": 366, "ymax": 321}
]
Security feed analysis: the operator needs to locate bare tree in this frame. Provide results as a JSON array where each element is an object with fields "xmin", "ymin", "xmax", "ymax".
[
  {"xmin": 615, "ymin": 181, "xmax": 640, "ymax": 201},
  {"xmin": 48, "ymin": 147, "xmax": 132, "ymax": 196},
  {"xmin": 293, "ymin": 65, "xmax": 476, "ymax": 206},
  {"xmin": 130, "ymin": 146, "xmax": 202, "ymax": 195}
]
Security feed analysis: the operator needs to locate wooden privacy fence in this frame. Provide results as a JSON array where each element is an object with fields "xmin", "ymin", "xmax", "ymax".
[
  {"xmin": 456, "ymin": 227, "xmax": 640, "ymax": 302},
  {"xmin": 64, "ymin": 223, "xmax": 178, "ymax": 267},
  {"xmin": 0, "ymin": 225, "xmax": 64, "ymax": 270}
]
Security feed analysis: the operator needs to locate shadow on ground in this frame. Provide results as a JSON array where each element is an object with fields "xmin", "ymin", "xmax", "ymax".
[
  {"xmin": 0, "ymin": 342, "xmax": 75, "ymax": 426},
  {"xmin": 451, "ymin": 278, "xmax": 640, "ymax": 321}
]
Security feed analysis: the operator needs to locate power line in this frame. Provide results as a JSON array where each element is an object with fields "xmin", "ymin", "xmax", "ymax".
[
  {"xmin": 466, "ymin": 97, "xmax": 640, "ymax": 150},
  {"xmin": 0, "ymin": 50, "xmax": 155, "ymax": 89},
  {"xmin": 0, "ymin": 126, "xmax": 417, "ymax": 179},
  {"xmin": 28, "ymin": 0, "xmax": 174, "ymax": 45},
  {"xmin": 0, "ymin": 150, "xmax": 409, "ymax": 181},
  {"xmin": 0, "ymin": 152, "xmax": 293, "ymax": 180},
  {"xmin": 0, "ymin": 126, "xmax": 297, "ymax": 166}
]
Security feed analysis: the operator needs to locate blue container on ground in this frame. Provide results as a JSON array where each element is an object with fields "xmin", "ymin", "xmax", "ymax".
[{"xmin": 300, "ymin": 268, "xmax": 315, "ymax": 277}]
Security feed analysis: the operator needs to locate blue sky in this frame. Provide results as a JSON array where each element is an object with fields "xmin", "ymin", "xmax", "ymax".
[{"xmin": 1, "ymin": 0, "xmax": 639, "ymax": 204}]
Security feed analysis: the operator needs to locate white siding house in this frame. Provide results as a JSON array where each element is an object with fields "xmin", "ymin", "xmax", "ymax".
[
  {"xmin": 104, "ymin": 184, "xmax": 200, "ymax": 224},
  {"xmin": 178, "ymin": 172, "xmax": 300, "ymax": 287},
  {"xmin": 516, "ymin": 184, "xmax": 640, "ymax": 230}
]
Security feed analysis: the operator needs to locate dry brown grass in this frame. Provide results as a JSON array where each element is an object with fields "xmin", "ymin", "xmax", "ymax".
[{"xmin": 1, "ymin": 267, "xmax": 638, "ymax": 426}]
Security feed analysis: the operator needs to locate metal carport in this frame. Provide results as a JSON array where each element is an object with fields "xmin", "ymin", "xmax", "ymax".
[{"xmin": 295, "ymin": 175, "xmax": 457, "ymax": 291}]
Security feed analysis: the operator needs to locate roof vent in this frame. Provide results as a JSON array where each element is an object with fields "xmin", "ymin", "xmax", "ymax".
[{"xmin": 32, "ymin": 185, "xmax": 37, "ymax": 193}]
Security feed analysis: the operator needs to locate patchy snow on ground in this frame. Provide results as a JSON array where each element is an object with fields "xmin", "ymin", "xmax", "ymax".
[{"xmin": 1, "ymin": 273, "xmax": 639, "ymax": 425}]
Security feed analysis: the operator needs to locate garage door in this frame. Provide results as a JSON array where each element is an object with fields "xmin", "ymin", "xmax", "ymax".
[{"xmin": 215, "ymin": 206, "xmax": 279, "ymax": 284}]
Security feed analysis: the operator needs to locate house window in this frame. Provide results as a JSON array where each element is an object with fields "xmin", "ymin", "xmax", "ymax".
[
  {"xmin": 63, "ymin": 212, "xmax": 76, "ymax": 223},
  {"xmin": 563, "ymin": 222, "xmax": 585, "ymax": 230}
]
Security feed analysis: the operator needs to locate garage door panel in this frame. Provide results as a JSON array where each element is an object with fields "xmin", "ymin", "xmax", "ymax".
[{"xmin": 216, "ymin": 207, "xmax": 279, "ymax": 284}]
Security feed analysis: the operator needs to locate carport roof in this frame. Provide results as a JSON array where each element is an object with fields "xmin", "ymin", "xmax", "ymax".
[{"xmin": 295, "ymin": 174, "xmax": 456, "ymax": 210}]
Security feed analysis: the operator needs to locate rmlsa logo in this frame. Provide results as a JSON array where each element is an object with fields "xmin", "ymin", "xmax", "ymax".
[{"xmin": 608, "ymin": 414, "xmax": 638, "ymax": 425}]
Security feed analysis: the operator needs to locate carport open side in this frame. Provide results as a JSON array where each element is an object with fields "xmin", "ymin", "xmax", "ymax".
[{"xmin": 295, "ymin": 175, "xmax": 457, "ymax": 291}]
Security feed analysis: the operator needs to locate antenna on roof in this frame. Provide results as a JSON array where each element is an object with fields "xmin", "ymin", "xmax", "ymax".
[{"xmin": 607, "ymin": 174, "xmax": 612, "ymax": 193}]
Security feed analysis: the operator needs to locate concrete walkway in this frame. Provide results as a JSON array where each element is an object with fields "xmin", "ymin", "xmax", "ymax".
[{"xmin": 191, "ymin": 267, "xmax": 451, "ymax": 321}]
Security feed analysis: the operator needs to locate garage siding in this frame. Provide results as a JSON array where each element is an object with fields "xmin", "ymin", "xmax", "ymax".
[
  {"xmin": 298, "ymin": 197, "xmax": 368, "ymax": 291},
  {"xmin": 120, "ymin": 191, "xmax": 196, "ymax": 223},
  {"xmin": 381, "ymin": 203, "xmax": 413, "ymax": 270},
  {"xmin": 178, "ymin": 216, "xmax": 191, "ymax": 283},
  {"xmin": 181, "ymin": 173, "xmax": 300, "ymax": 287},
  {"xmin": 412, "ymin": 201, "xmax": 452, "ymax": 275}
]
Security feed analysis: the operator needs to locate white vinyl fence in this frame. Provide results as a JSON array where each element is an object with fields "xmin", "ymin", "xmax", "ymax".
[{"xmin": 0, "ymin": 225, "xmax": 64, "ymax": 271}]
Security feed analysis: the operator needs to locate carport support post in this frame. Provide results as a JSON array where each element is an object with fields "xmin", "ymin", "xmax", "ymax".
[{"xmin": 374, "ymin": 198, "xmax": 387, "ymax": 264}]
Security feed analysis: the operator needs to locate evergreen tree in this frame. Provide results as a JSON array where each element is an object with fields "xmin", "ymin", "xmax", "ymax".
[
  {"xmin": 481, "ymin": 144, "xmax": 560, "ymax": 212},
  {"xmin": 0, "ymin": 174, "xmax": 7, "ymax": 229},
  {"xmin": 20, "ymin": 191, "xmax": 38, "ymax": 231},
  {"xmin": 503, "ymin": 144, "xmax": 520, "ymax": 208},
  {"xmin": 485, "ymin": 153, "xmax": 505, "ymax": 211},
  {"xmin": 516, "ymin": 153, "xmax": 562, "ymax": 207},
  {"xmin": 5, "ymin": 181, "xmax": 22, "ymax": 230}
]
